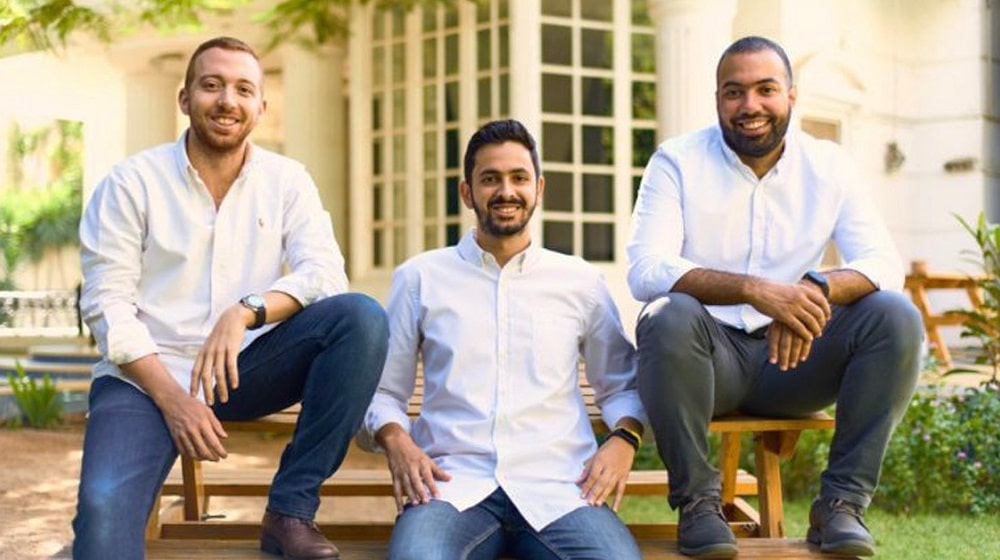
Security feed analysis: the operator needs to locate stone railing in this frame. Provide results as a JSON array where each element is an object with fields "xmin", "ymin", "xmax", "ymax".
[{"xmin": 0, "ymin": 289, "xmax": 82, "ymax": 336}]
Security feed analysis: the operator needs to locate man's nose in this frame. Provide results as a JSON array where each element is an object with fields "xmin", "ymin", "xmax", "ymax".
[{"xmin": 217, "ymin": 87, "xmax": 236, "ymax": 108}]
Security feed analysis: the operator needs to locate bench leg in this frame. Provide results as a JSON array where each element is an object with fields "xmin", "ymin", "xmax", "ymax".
[
  {"xmin": 753, "ymin": 432, "xmax": 786, "ymax": 538},
  {"xmin": 145, "ymin": 489, "xmax": 162, "ymax": 540},
  {"xmin": 181, "ymin": 456, "xmax": 206, "ymax": 521}
]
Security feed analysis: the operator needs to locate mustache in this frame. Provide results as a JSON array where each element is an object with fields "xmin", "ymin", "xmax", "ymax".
[{"xmin": 487, "ymin": 195, "xmax": 525, "ymax": 208}]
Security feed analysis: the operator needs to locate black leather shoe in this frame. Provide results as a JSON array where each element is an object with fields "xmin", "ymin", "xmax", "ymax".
[
  {"xmin": 260, "ymin": 511, "xmax": 340, "ymax": 560},
  {"xmin": 677, "ymin": 496, "xmax": 738, "ymax": 559},
  {"xmin": 807, "ymin": 497, "xmax": 876, "ymax": 556}
]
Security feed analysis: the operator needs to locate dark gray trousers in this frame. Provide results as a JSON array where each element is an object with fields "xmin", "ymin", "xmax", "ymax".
[{"xmin": 636, "ymin": 290, "xmax": 923, "ymax": 510}]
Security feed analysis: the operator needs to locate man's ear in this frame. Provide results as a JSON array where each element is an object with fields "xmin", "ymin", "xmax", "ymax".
[
  {"xmin": 178, "ymin": 88, "xmax": 190, "ymax": 116},
  {"xmin": 459, "ymin": 179, "xmax": 474, "ymax": 210},
  {"xmin": 536, "ymin": 174, "xmax": 545, "ymax": 200},
  {"xmin": 788, "ymin": 84, "xmax": 798, "ymax": 108}
]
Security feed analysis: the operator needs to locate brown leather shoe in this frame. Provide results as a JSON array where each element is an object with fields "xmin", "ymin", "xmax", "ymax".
[{"xmin": 260, "ymin": 511, "xmax": 340, "ymax": 560}]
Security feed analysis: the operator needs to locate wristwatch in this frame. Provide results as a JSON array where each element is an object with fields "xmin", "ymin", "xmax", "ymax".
[
  {"xmin": 239, "ymin": 294, "xmax": 267, "ymax": 330},
  {"xmin": 802, "ymin": 270, "xmax": 830, "ymax": 299}
]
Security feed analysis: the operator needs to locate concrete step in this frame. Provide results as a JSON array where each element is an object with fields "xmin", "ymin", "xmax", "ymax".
[
  {"xmin": 0, "ymin": 356, "xmax": 92, "ymax": 381},
  {"xmin": 28, "ymin": 343, "xmax": 100, "ymax": 364}
]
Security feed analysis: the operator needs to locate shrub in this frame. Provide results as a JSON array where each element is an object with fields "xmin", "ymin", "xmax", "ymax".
[{"xmin": 6, "ymin": 362, "xmax": 62, "ymax": 429}]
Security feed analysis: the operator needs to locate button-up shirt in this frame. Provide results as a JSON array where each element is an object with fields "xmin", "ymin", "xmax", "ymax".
[
  {"xmin": 361, "ymin": 230, "xmax": 646, "ymax": 530},
  {"xmin": 80, "ymin": 132, "xmax": 347, "ymax": 393},
  {"xmin": 627, "ymin": 125, "xmax": 903, "ymax": 332}
]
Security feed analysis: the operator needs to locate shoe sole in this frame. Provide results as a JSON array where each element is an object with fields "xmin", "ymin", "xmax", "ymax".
[
  {"xmin": 678, "ymin": 542, "xmax": 739, "ymax": 559},
  {"xmin": 260, "ymin": 535, "xmax": 341, "ymax": 560},
  {"xmin": 806, "ymin": 527, "xmax": 875, "ymax": 557}
]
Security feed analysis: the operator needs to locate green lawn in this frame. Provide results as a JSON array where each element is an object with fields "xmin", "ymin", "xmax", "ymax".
[{"xmin": 618, "ymin": 496, "xmax": 1000, "ymax": 559}]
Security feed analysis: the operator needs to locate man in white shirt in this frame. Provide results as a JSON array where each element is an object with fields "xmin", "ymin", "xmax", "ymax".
[
  {"xmin": 362, "ymin": 119, "xmax": 646, "ymax": 560},
  {"xmin": 73, "ymin": 37, "xmax": 388, "ymax": 560},
  {"xmin": 628, "ymin": 36, "xmax": 922, "ymax": 558}
]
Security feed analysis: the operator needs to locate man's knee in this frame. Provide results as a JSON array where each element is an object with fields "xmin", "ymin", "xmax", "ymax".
[
  {"xmin": 636, "ymin": 292, "xmax": 705, "ymax": 344},
  {"xmin": 856, "ymin": 290, "xmax": 924, "ymax": 353}
]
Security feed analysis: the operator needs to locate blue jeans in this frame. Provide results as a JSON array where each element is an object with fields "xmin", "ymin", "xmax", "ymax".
[
  {"xmin": 72, "ymin": 293, "xmax": 388, "ymax": 560},
  {"xmin": 636, "ymin": 291, "xmax": 922, "ymax": 510},
  {"xmin": 386, "ymin": 488, "xmax": 641, "ymax": 560}
]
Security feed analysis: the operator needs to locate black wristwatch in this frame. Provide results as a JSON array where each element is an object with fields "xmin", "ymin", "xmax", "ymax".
[
  {"xmin": 802, "ymin": 270, "xmax": 830, "ymax": 299},
  {"xmin": 239, "ymin": 294, "xmax": 267, "ymax": 330}
]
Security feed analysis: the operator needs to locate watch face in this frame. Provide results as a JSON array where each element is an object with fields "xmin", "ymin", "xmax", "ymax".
[{"xmin": 245, "ymin": 294, "xmax": 265, "ymax": 308}]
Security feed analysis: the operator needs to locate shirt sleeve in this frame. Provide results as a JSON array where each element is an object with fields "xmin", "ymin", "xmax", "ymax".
[
  {"xmin": 582, "ymin": 272, "xmax": 649, "ymax": 430},
  {"xmin": 79, "ymin": 169, "xmax": 159, "ymax": 366},
  {"xmin": 358, "ymin": 264, "xmax": 420, "ymax": 452},
  {"xmin": 832, "ymin": 152, "xmax": 905, "ymax": 292},
  {"xmin": 269, "ymin": 165, "xmax": 349, "ymax": 305},
  {"xmin": 626, "ymin": 148, "xmax": 701, "ymax": 302}
]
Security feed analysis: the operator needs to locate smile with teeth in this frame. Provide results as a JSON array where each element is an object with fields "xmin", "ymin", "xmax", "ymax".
[
  {"xmin": 490, "ymin": 202, "xmax": 523, "ymax": 217},
  {"xmin": 736, "ymin": 117, "xmax": 770, "ymax": 133},
  {"xmin": 212, "ymin": 115, "xmax": 239, "ymax": 126}
]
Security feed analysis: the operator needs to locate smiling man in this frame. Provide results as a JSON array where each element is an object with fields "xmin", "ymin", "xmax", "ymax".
[
  {"xmin": 627, "ymin": 36, "xmax": 922, "ymax": 558},
  {"xmin": 73, "ymin": 37, "xmax": 388, "ymax": 560},
  {"xmin": 361, "ymin": 119, "xmax": 646, "ymax": 560}
]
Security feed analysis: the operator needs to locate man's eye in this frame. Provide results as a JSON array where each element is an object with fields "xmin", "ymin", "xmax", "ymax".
[{"xmin": 723, "ymin": 89, "xmax": 742, "ymax": 99}]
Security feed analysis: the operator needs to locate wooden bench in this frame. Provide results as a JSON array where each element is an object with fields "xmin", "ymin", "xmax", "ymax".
[
  {"xmin": 149, "ymin": 373, "xmax": 834, "ymax": 542},
  {"xmin": 903, "ymin": 259, "xmax": 984, "ymax": 369}
]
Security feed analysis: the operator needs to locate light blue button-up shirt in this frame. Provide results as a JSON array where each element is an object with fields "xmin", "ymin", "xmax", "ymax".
[{"xmin": 627, "ymin": 125, "xmax": 903, "ymax": 332}]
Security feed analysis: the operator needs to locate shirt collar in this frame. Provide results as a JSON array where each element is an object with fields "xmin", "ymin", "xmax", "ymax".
[
  {"xmin": 715, "ymin": 125, "xmax": 796, "ymax": 181},
  {"xmin": 456, "ymin": 228, "xmax": 540, "ymax": 273},
  {"xmin": 173, "ymin": 129, "xmax": 259, "ymax": 188}
]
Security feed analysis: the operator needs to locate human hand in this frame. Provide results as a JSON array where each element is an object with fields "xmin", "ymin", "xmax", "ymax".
[
  {"xmin": 191, "ymin": 304, "xmax": 252, "ymax": 405},
  {"xmin": 159, "ymin": 390, "xmax": 228, "ymax": 461},
  {"xmin": 748, "ymin": 279, "xmax": 830, "ymax": 342},
  {"xmin": 577, "ymin": 436, "xmax": 636, "ymax": 511},
  {"xmin": 766, "ymin": 321, "xmax": 814, "ymax": 371},
  {"xmin": 379, "ymin": 425, "xmax": 452, "ymax": 513}
]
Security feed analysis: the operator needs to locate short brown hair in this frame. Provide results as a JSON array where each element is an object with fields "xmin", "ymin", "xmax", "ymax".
[{"xmin": 183, "ymin": 36, "xmax": 261, "ymax": 91}]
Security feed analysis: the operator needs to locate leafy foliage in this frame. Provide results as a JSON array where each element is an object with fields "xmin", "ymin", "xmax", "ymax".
[
  {"xmin": 6, "ymin": 362, "xmax": 63, "ymax": 429},
  {"xmin": 950, "ymin": 212, "xmax": 1000, "ymax": 384}
]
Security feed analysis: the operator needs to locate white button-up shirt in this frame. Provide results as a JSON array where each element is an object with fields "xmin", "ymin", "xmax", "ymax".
[
  {"xmin": 80, "ymin": 132, "xmax": 347, "ymax": 393},
  {"xmin": 361, "ymin": 230, "xmax": 646, "ymax": 530},
  {"xmin": 627, "ymin": 125, "xmax": 903, "ymax": 332}
]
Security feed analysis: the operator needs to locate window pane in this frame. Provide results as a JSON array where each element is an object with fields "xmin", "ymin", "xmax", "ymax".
[
  {"xmin": 499, "ymin": 0, "xmax": 508, "ymax": 19},
  {"xmin": 581, "ymin": 29, "xmax": 612, "ymax": 69},
  {"xmin": 446, "ymin": 129, "xmax": 460, "ymax": 169},
  {"xmin": 393, "ymin": 89, "xmax": 405, "ymax": 127},
  {"xmin": 422, "ymin": 7, "xmax": 437, "ymax": 31},
  {"xmin": 541, "ymin": 25, "xmax": 572, "ymax": 66},
  {"xmin": 632, "ymin": 34, "xmax": 655, "ymax": 73},
  {"xmin": 393, "ymin": 135, "xmax": 405, "ymax": 173},
  {"xmin": 499, "ymin": 25, "xmax": 509, "ymax": 67},
  {"xmin": 392, "ymin": 8, "xmax": 405, "ymax": 37},
  {"xmin": 373, "ymin": 139, "xmax": 383, "ymax": 175},
  {"xmin": 445, "ymin": 34, "xmax": 459, "ymax": 74},
  {"xmin": 373, "ymin": 46, "xmax": 384, "ymax": 86},
  {"xmin": 582, "ymin": 77, "xmax": 612, "ymax": 116},
  {"xmin": 632, "ymin": 129, "xmax": 656, "ymax": 167},
  {"xmin": 632, "ymin": 81, "xmax": 656, "ymax": 120},
  {"xmin": 373, "ymin": 94, "xmax": 383, "ymax": 130},
  {"xmin": 632, "ymin": 0, "xmax": 652, "ymax": 25},
  {"xmin": 583, "ymin": 223, "xmax": 614, "ymax": 261},
  {"xmin": 583, "ymin": 174, "xmax": 613, "ymax": 212},
  {"xmin": 581, "ymin": 0, "xmax": 612, "ymax": 21},
  {"xmin": 373, "ymin": 229, "xmax": 384, "ymax": 267},
  {"xmin": 445, "ymin": 4, "xmax": 458, "ymax": 27},
  {"xmin": 446, "ymin": 175, "xmax": 460, "ymax": 216},
  {"xmin": 446, "ymin": 223, "xmax": 460, "ymax": 245},
  {"xmin": 478, "ymin": 29, "xmax": 491, "ymax": 69},
  {"xmin": 424, "ymin": 131, "xmax": 437, "ymax": 169},
  {"xmin": 373, "ymin": 13, "xmax": 384, "ymax": 40},
  {"xmin": 478, "ymin": 78, "xmax": 492, "ymax": 118},
  {"xmin": 477, "ymin": 0, "xmax": 490, "ymax": 22},
  {"xmin": 392, "ymin": 43, "xmax": 405, "ymax": 82},
  {"xmin": 544, "ymin": 221, "xmax": 574, "ymax": 255},
  {"xmin": 632, "ymin": 174, "xmax": 642, "ymax": 207},
  {"xmin": 373, "ymin": 183, "xmax": 383, "ymax": 220},
  {"xmin": 424, "ymin": 226, "xmax": 437, "ymax": 250},
  {"xmin": 424, "ymin": 85, "xmax": 437, "ymax": 124},
  {"xmin": 499, "ymin": 73, "xmax": 509, "ymax": 115},
  {"xmin": 541, "ymin": 0, "xmax": 571, "ymax": 17},
  {"xmin": 545, "ymin": 171, "xmax": 573, "ymax": 212},
  {"xmin": 394, "ymin": 226, "xmax": 406, "ymax": 265},
  {"xmin": 543, "ymin": 122, "xmax": 573, "ymax": 163},
  {"xmin": 582, "ymin": 126, "xmax": 613, "ymax": 164},
  {"xmin": 445, "ymin": 81, "xmax": 459, "ymax": 122},
  {"xmin": 423, "ymin": 38, "xmax": 437, "ymax": 78},
  {"xmin": 424, "ymin": 178, "xmax": 437, "ymax": 218},
  {"xmin": 542, "ymin": 74, "xmax": 572, "ymax": 114},
  {"xmin": 393, "ymin": 181, "xmax": 406, "ymax": 218}
]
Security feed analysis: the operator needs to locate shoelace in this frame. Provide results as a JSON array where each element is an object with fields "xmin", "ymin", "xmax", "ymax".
[
  {"xmin": 828, "ymin": 498, "xmax": 869, "ymax": 527},
  {"xmin": 682, "ymin": 496, "xmax": 725, "ymax": 522}
]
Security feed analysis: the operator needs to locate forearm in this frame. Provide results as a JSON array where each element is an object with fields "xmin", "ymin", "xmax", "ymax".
[
  {"xmin": 258, "ymin": 290, "xmax": 303, "ymax": 325},
  {"xmin": 119, "ymin": 354, "xmax": 186, "ymax": 407},
  {"xmin": 825, "ymin": 269, "xmax": 877, "ymax": 305},
  {"xmin": 671, "ymin": 268, "xmax": 760, "ymax": 305}
]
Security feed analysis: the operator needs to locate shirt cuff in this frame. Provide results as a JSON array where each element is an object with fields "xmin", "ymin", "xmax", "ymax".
[
  {"xmin": 599, "ymin": 390, "xmax": 649, "ymax": 432},
  {"xmin": 359, "ymin": 397, "xmax": 413, "ymax": 453},
  {"xmin": 844, "ymin": 259, "xmax": 904, "ymax": 292}
]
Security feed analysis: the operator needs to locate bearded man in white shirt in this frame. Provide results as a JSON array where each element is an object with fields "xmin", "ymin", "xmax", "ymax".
[
  {"xmin": 72, "ymin": 37, "xmax": 388, "ymax": 560},
  {"xmin": 361, "ymin": 119, "xmax": 646, "ymax": 560},
  {"xmin": 627, "ymin": 36, "xmax": 922, "ymax": 558}
]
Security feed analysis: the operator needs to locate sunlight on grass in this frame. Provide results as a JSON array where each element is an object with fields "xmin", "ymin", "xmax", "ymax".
[{"xmin": 619, "ymin": 497, "xmax": 1000, "ymax": 559}]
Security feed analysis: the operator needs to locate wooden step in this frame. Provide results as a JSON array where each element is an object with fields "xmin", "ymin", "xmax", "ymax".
[
  {"xmin": 161, "ymin": 467, "xmax": 760, "ymax": 498},
  {"xmin": 146, "ymin": 537, "xmax": 859, "ymax": 559}
]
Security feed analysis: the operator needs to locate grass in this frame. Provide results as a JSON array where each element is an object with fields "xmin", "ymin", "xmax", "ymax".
[{"xmin": 617, "ymin": 496, "xmax": 1000, "ymax": 559}]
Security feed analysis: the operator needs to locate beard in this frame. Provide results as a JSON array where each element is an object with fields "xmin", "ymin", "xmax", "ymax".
[
  {"xmin": 720, "ymin": 110, "xmax": 791, "ymax": 159},
  {"xmin": 472, "ymin": 193, "xmax": 537, "ymax": 237},
  {"xmin": 189, "ymin": 113, "xmax": 255, "ymax": 156}
]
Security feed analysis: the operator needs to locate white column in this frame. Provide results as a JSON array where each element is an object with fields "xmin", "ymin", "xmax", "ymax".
[
  {"xmin": 125, "ymin": 70, "xmax": 180, "ymax": 155},
  {"xmin": 282, "ymin": 44, "xmax": 348, "ymax": 247},
  {"xmin": 508, "ymin": 0, "xmax": 543, "ymax": 240},
  {"xmin": 648, "ymin": 0, "xmax": 738, "ymax": 140}
]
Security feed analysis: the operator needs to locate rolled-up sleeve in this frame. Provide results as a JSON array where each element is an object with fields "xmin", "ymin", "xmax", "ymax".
[
  {"xmin": 832, "ymin": 154, "xmax": 905, "ymax": 292},
  {"xmin": 358, "ymin": 265, "xmax": 420, "ymax": 451},
  {"xmin": 79, "ymin": 170, "xmax": 159, "ymax": 365},
  {"xmin": 270, "ymin": 165, "xmax": 349, "ymax": 305},
  {"xmin": 583, "ymin": 274, "xmax": 648, "ymax": 430},
  {"xmin": 626, "ymin": 148, "xmax": 701, "ymax": 302}
]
